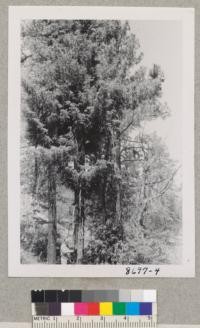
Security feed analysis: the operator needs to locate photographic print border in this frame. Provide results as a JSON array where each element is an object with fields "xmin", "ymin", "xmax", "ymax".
[{"xmin": 8, "ymin": 6, "xmax": 195, "ymax": 277}]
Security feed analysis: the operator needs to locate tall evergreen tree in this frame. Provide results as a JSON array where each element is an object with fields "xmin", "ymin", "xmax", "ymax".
[{"xmin": 21, "ymin": 20, "xmax": 168, "ymax": 263}]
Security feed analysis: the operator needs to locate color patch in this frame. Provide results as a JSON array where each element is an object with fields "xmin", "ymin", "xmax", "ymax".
[
  {"xmin": 49, "ymin": 302, "xmax": 61, "ymax": 315},
  {"xmin": 143, "ymin": 290, "xmax": 156, "ymax": 302},
  {"xmin": 87, "ymin": 303, "xmax": 100, "ymax": 315},
  {"xmin": 104, "ymin": 291, "xmax": 119, "ymax": 302},
  {"xmin": 119, "ymin": 290, "xmax": 131, "ymax": 302},
  {"xmin": 45, "ymin": 290, "xmax": 57, "ymax": 302},
  {"xmin": 69, "ymin": 290, "xmax": 82, "ymax": 302},
  {"xmin": 140, "ymin": 303, "xmax": 152, "ymax": 315},
  {"xmin": 58, "ymin": 290, "xmax": 69, "ymax": 302},
  {"xmin": 82, "ymin": 291, "xmax": 95, "ymax": 302},
  {"xmin": 100, "ymin": 302, "xmax": 113, "ymax": 316},
  {"xmin": 113, "ymin": 302, "xmax": 126, "ymax": 315},
  {"xmin": 92, "ymin": 291, "xmax": 109, "ymax": 302},
  {"xmin": 74, "ymin": 303, "xmax": 88, "ymax": 315},
  {"xmin": 61, "ymin": 303, "xmax": 74, "ymax": 315},
  {"xmin": 131, "ymin": 290, "xmax": 144, "ymax": 302},
  {"xmin": 126, "ymin": 303, "xmax": 140, "ymax": 315},
  {"xmin": 32, "ymin": 303, "xmax": 48, "ymax": 316},
  {"xmin": 31, "ymin": 290, "xmax": 44, "ymax": 303}
]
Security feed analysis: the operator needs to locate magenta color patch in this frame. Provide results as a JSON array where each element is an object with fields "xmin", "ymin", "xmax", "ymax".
[{"xmin": 74, "ymin": 303, "xmax": 88, "ymax": 315}]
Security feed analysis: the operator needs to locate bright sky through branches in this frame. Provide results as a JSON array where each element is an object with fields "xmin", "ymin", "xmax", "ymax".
[{"xmin": 129, "ymin": 20, "xmax": 182, "ymax": 163}]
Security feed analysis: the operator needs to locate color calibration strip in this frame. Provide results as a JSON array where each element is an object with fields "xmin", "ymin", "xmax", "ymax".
[
  {"xmin": 31, "ymin": 289, "xmax": 156, "ymax": 303},
  {"xmin": 32, "ymin": 291, "xmax": 157, "ymax": 328},
  {"xmin": 31, "ymin": 290, "xmax": 156, "ymax": 317},
  {"xmin": 32, "ymin": 301, "xmax": 154, "ymax": 316}
]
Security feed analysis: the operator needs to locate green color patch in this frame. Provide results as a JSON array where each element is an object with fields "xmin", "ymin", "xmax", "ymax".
[{"xmin": 113, "ymin": 302, "xmax": 126, "ymax": 315}]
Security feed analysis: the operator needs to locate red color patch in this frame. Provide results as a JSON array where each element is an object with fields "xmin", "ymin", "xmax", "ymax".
[{"xmin": 87, "ymin": 303, "xmax": 100, "ymax": 315}]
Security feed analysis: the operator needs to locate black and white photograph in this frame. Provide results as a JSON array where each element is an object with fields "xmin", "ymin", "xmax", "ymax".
[{"xmin": 8, "ymin": 7, "xmax": 194, "ymax": 277}]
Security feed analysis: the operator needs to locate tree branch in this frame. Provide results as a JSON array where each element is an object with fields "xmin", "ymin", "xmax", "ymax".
[
  {"xmin": 150, "ymin": 165, "xmax": 181, "ymax": 200},
  {"xmin": 21, "ymin": 52, "xmax": 32, "ymax": 63},
  {"xmin": 120, "ymin": 114, "xmax": 135, "ymax": 136},
  {"xmin": 120, "ymin": 145, "xmax": 149, "ymax": 154}
]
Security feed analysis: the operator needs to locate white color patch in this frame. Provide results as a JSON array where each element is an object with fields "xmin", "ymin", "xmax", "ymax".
[
  {"xmin": 143, "ymin": 290, "xmax": 157, "ymax": 302},
  {"xmin": 61, "ymin": 303, "xmax": 74, "ymax": 316}
]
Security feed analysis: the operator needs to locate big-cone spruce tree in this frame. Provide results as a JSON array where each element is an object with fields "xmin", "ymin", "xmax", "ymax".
[{"xmin": 21, "ymin": 20, "xmax": 168, "ymax": 263}]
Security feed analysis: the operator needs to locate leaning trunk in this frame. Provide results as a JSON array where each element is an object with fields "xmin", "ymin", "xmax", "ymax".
[{"xmin": 47, "ymin": 160, "xmax": 57, "ymax": 264}]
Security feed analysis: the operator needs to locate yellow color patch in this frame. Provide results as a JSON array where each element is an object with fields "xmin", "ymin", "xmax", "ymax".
[{"xmin": 100, "ymin": 302, "xmax": 113, "ymax": 316}]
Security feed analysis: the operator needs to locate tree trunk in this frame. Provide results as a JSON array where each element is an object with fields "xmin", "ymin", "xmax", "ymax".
[
  {"xmin": 115, "ymin": 133, "xmax": 122, "ymax": 223},
  {"xmin": 33, "ymin": 146, "xmax": 39, "ymax": 196},
  {"xmin": 80, "ymin": 185, "xmax": 85, "ymax": 258},
  {"xmin": 73, "ymin": 189, "xmax": 80, "ymax": 262},
  {"xmin": 116, "ymin": 183, "xmax": 121, "ymax": 222},
  {"xmin": 73, "ymin": 183, "xmax": 85, "ymax": 263},
  {"xmin": 102, "ymin": 175, "xmax": 107, "ymax": 223},
  {"xmin": 102, "ymin": 129, "xmax": 122, "ymax": 223},
  {"xmin": 139, "ymin": 202, "xmax": 147, "ymax": 229},
  {"xmin": 47, "ymin": 160, "xmax": 57, "ymax": 264},
  {"xmin": 139, "ymin": 170, "xmax": 148, "ymax": 229},
  {"xmin": 73, "ymin": 144, "xmax": 85, "ymax": 263}
]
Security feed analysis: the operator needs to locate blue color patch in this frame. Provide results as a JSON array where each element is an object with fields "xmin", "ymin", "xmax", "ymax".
[
  {"xmin": 126, "ymin": 302, "xmax": 140, "ymax": 315},
  {"xmin": 140, "ymin": 302, "xmax": 152, "ymax": 315}
]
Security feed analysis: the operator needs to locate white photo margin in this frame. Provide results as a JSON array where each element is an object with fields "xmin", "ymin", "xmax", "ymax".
[{"xmin": 8, "ymin": 6, "xmax": 195, "ymax": 277}]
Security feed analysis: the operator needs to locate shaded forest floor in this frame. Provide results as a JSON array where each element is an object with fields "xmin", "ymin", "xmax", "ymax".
[{"xmin": 20, "ymin": 236, "xmax": 182, "ymax": 265}]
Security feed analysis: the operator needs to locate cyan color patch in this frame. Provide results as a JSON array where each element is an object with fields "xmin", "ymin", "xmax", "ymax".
[{"xmin": 126, "ymin": 302, "xmax": 140, "ymax": 315}]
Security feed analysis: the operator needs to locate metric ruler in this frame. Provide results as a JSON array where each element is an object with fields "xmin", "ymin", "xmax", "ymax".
[{"xmin": 32, "ymin": 315, "xmax": 157, "ymax": 328}]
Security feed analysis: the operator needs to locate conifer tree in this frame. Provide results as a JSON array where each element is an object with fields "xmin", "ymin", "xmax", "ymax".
[{"xmin": 21, "ymin": 20, "xmax": 168, "ymax": 263}]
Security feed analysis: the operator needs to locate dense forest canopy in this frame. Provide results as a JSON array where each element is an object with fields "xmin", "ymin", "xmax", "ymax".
[{"xmin": 20, "ymin": 20, "xmax": 181, "ymax": 265}]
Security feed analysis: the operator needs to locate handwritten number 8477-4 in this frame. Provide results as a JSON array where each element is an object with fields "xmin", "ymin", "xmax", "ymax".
[{"xmin": 125, "ymin": 267, "xmax": 160, "ymax": 276}]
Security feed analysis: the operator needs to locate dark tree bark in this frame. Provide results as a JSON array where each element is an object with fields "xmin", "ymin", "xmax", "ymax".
[
  {"xmin": 47, "ymin": 160, "xmax": 57, "ymax": 264},
  {"xmin": 139, "ymin": 168, "xmax": 149, "ymax": 229},
  {"xmin": 33, "ymin": 144, "xmax": 39, "ymax": 197},
  {"xmin": 73, "ymin": 143, "xmax": 85, "ymax": 263},
  {"xmin": 73, "ymin": 188, "xmax": 80, "ymax": 262},
  {"xmin": 102, "ymin": 176, "xmax": 107, "ymax": 223},
  {"xmin": 115, "ymin": 131, "xmax": 122, "ymax": 223},
  {"xmin": 80, "ymin": 184, "xmax": 85, "ymax": 259},
  {"xmin": 73, "ymin": 181, "xmax": 85, "ymax": 263}
]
